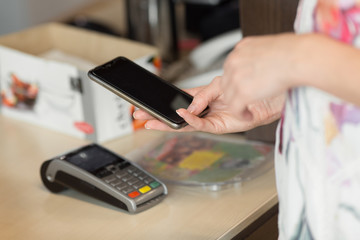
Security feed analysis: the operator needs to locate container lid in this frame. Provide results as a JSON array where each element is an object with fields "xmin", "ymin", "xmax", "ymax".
[{"xmin": 127, "ymin": 132, "xmax": 274, "ymax": 191}]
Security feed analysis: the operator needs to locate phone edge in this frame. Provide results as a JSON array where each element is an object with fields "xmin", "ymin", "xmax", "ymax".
[{"xmin": 87, "ymin": 72, "xmax": 186, "ymax": 130}]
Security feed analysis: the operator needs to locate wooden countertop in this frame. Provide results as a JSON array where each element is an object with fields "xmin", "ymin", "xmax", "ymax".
[{"xmin": 0, "ymin": 115, "xmax": 277, "ymax": 239}]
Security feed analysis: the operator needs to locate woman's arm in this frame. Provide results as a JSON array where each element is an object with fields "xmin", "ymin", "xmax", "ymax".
[
  {"xmin": 216, "ymin": 33, "xmax": 360, "ymax": 118},
  {"xmin": 135, "ymin": 32, "xmax": 360, "ymax": 134},
  {"xmin": 293, "ymin": 33, "xmax": 360, "ymax": 106}
]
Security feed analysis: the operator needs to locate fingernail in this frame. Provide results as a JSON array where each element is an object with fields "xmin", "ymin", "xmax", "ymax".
[
  {"xmin": 132, "ymin": 111, "xmax": 137, "ymax": 119},
  {"xmin": 144, "ymin": 123, "xmax": 151, "ymax": 130},
  {"xmin": 187, "ymin": 104, "xmax": 196, "ymax": 113},
  {"xmin": 176, "ymin": 109, "xmax": 183, "ymax": 117}
]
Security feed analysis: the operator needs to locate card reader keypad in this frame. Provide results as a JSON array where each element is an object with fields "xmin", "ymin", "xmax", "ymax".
[{"xmin": 101, "ymin": 163, "xmax": 160, "ymax": 199}]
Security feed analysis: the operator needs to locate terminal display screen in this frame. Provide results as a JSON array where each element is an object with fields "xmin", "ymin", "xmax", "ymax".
[{"xmin": 64, "ymin": 145, "xmax": 121, "ymax": 173}]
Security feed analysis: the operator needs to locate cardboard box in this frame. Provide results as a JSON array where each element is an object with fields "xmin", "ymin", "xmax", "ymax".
[{"xmin": 0, "ymin": 22, "xmax": 158, "ymax": 142}]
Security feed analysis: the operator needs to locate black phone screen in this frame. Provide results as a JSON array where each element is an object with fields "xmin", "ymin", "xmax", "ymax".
[{"xmin": 89, "ymin": 57, "xmax": 193, "ymax": 125}]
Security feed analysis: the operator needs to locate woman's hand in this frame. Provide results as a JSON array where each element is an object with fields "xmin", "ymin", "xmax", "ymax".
[
  {"xmin": 220, "ymin": 33, "xmax": 302, "ymax": 115},
  {"xmin": 133, "ymin": 77, "xmax": 285, "ymax": 134}
]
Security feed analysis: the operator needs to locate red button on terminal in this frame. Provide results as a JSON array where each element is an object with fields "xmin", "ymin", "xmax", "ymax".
[{"xmin": 128, "ymin": 191, "xmax": 140, "ymax": 198}]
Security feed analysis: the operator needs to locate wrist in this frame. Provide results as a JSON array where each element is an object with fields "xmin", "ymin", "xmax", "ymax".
[{"xmin": 288, "ymin": 33, "xmax": 320, "ymax": 87}]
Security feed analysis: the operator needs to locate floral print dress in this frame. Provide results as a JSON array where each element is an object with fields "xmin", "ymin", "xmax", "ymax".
[{"xmin": 275, "ymin": 0, "xmax": 360, "ymax": 239}]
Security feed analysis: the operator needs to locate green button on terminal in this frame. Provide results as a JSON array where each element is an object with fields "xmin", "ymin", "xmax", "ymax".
[{"xmin": 150, "ymin": 181, "xmax": 160, "ymax": 189}]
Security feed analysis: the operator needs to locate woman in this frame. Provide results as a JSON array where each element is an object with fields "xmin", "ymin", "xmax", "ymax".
[{"xmin": 134, "ymin": 0, "xmax": 360, "ymax": 238}]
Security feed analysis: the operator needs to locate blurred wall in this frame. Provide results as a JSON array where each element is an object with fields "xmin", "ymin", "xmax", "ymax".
[{"xmin": 0, "ymin": 0, "xmax": 97, "ymax": 35}]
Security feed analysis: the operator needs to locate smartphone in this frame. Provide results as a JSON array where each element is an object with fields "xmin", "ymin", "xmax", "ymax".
[{"xmin": 88, "ymin": 56, "xmax": 208, "ymax": 129}]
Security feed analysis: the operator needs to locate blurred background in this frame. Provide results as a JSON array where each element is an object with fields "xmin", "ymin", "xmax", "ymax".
[
  {"xmin": 0, "ymin": 0, "xmax": 240, "ymax": 62},
  {"xmin": 0, "ymin": 0, "xmax": 298, "ymax": 142}
]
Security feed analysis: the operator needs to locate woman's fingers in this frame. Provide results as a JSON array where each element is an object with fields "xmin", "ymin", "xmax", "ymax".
[
  {"xmin": 186, "ymin": 77, "xmax": 222, "ymax": 115},
  {"xmin": 133, "ymin": 109, "xmax": 153, "ymax": 120},
  {"xmin": 144, "ymin": 120, "xmax": 175, "ymax": 131},
  {"xmin": 144, "ymin": 117, "xmax": 196, "ymax": 132},
  {"xmin": 176, "ymin": 108, "xmax": 205, "ymax": 130}
]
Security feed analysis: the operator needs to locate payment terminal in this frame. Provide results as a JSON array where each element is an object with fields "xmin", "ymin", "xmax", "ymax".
[{"xmin": 40, "ymin": 144, "xmax": 167, "ymax": 214}]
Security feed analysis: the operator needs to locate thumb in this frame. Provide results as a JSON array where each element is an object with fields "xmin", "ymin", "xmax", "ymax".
[{"xmin": 186, "ymin": 77, "xmax": 222, "ymax": 115}]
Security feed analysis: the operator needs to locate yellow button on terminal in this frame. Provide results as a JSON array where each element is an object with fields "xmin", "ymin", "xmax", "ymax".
[{"xmin": 139, "ymin": 185, "xmax": 151, "ymax": 194}]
